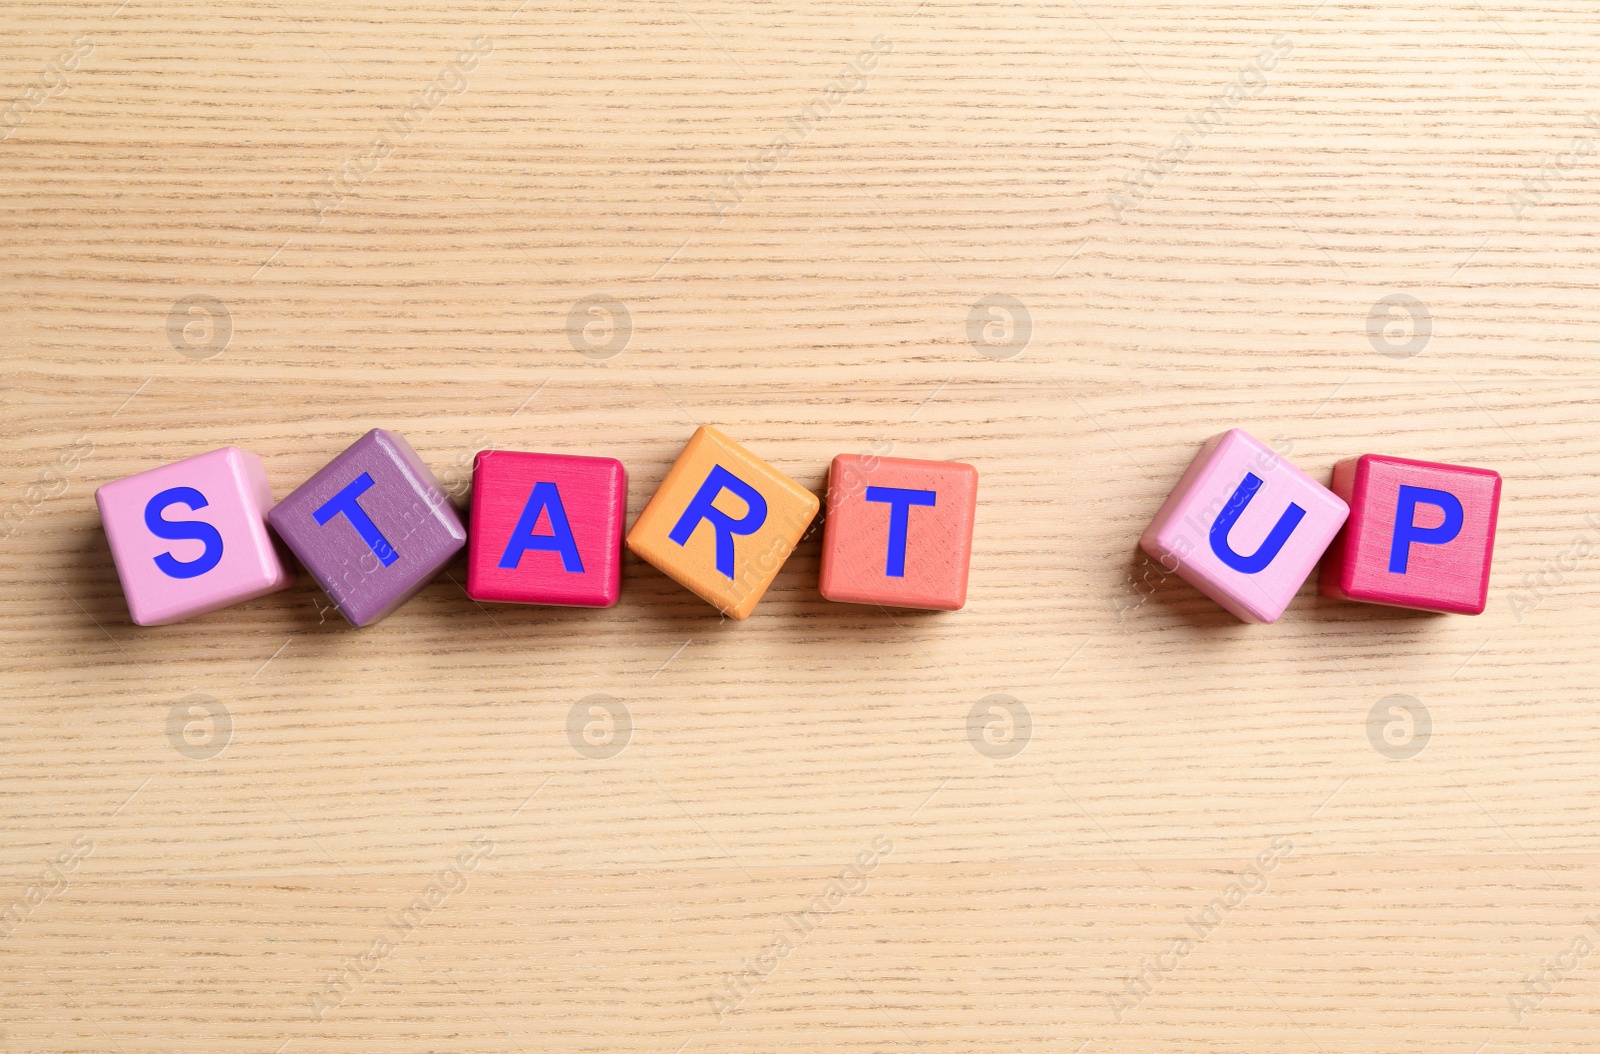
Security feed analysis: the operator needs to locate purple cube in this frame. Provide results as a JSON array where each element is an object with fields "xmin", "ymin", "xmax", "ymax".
[{"xmin": 268, "ymin": 429, "xmax": 466, "ymax": 627}]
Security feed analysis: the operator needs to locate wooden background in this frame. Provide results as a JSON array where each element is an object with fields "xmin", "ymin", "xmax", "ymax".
[{"xmin": 3, "ymin": 0, "xmax": 1598, "ymax": 1050}]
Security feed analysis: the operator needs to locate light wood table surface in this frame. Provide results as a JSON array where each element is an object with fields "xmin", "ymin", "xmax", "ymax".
[{"xmin": 3, "ymin": 1, "xmax": 1598, "ymax": 1050}]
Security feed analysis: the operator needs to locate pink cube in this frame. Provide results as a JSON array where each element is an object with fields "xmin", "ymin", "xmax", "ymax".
[
  {"xmin": 95, "ymin": 447, "xmax": 293, "ymax": 625},
  {"xmin": 818, "ymin": 454, "xmax": 978, "ymax": 611},
  {"xmin": 1319, "ymin": 454, "xmax": 1501, "ymax": 614},
  {"xmin": 1140, "ymin": 429, "xmax": 1348, "ymax": 623},
  {"xmin": 466, "ymin": 450, "xmax": 627, "ymax": 607}
]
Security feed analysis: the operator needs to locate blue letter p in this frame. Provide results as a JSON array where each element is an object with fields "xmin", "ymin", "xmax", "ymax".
[{"xmin": 1389, "ymin": 485, "xmax": 1464, "ymax": 574}]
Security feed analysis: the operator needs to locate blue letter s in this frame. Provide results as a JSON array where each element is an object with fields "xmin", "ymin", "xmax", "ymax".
[{"xmin": 145, "ymin": 487, "xmax": 224, "ymax": 579}]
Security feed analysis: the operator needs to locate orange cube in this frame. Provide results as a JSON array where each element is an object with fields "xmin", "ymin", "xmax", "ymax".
[{"xmin": 626, "ymin": 427, "xmax": 818, "ymax": 619}]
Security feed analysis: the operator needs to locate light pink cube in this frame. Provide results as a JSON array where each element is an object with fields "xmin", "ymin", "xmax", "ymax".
[
  {"xmin": 96, "ymin": 447, "xmax": 293, "ymax": 625},
  {"xmin": 1140, "ymin": 429, "xmax": 1348, "ymax": 623}
]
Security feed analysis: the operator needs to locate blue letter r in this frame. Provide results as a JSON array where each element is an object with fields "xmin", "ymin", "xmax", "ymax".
[{"xmin": 668, "ymin": 465, "xmax": 767, "ymax": 579}]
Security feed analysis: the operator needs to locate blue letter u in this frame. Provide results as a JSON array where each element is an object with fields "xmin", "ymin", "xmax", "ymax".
[{"xmin": 1208, "ymin": 472, "xmax": 1305, "ymax": 574}]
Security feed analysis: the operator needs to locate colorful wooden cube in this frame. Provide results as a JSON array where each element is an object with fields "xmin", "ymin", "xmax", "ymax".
[
  {"xmin": 1319, "ymin": 454, "xmax": 1501, "ymax": 614},
  {"xmin": 626, "ymin": 426, "xmax": 819, "ymax": 619},
  {"xmin": 95, "ymin": 446, "xmax": 293, "ymax": 625},
  {"xmin": 1140, "ymin": 428, "xmax": 1349, "ymax": 623},
  {"xmin": 817, "ymin": 454, "xmax": 978, "ymax": 610},
  {"xmin": 466, "ymin": 450, "xmax": 627, "ymax": 607},
  {"xmin": 267, "ymin": 429, "xmax": 466, "ymax": 627}
]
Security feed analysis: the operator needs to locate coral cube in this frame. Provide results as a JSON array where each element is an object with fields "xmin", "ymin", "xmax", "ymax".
[{"xmin": 818, "ymin": 454, "xmax": 978, "ymax": 610}]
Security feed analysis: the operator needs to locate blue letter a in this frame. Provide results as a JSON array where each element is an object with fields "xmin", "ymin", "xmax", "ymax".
[
  {"xmin": 668, "ymin": 465, "xmax": 767, "ymax": 579},
  {"xmin": 1209, "ymin": 472, "xmax": 1305, "ymax": 574},
  {"xmin": 499, "ymin": 481, "xmax": 584, "ymax": 573}
]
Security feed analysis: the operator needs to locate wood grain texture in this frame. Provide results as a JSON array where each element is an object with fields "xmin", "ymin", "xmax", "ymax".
[{"xmin": 2, "ymin": 0, "xmax": 1598, "ymax": 1050}]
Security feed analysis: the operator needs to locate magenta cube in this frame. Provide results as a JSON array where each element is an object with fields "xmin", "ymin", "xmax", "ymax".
[
  {"xmin": 267, "ymin": 429, "xmax": 465, "ymax": 627},
  {"xmin": 465, "ymin": 451, "xmax": 627, "ymax": 607},
  {"xmin": 95, "ymin": 446, "xmax": 293, "ymax": 625},
  {"xmin": 1319, "ymin": 454, "xmax": 1501, "ymax": 614},
  {"xmin": 1140, "ymin": 428, "xmax": 1349, "ymax": 623}
]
